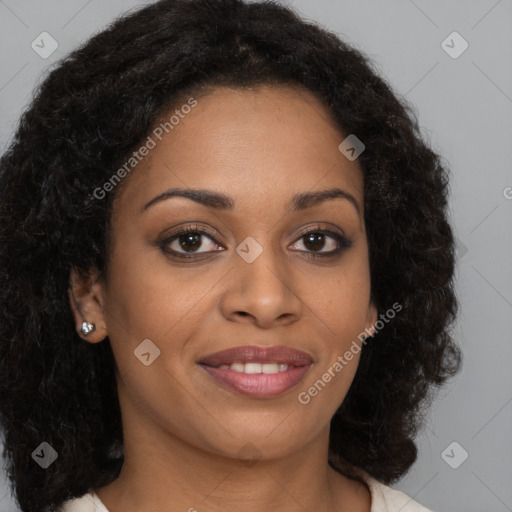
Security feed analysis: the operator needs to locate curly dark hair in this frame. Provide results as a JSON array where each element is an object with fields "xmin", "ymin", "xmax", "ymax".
[{"xmin": 0, "ymin": 0, "xmax": 462, "ymax": 510}]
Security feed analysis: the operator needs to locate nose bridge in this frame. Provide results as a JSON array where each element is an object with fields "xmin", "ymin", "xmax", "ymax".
[
  {"xmin": 236, "ymin": 233, "xmax": 289, "ymax": 296},
  {"xmin": 220, "ymin": 233, "xmax": 302, "ymax": 326}
]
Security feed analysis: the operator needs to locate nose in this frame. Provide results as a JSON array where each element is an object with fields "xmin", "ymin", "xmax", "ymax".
[{"xmin": 219, "ymin": 241, "xmax": 303, "ymax": 329}]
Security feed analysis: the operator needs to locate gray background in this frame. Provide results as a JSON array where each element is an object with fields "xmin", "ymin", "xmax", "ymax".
[{"xmin": 1, "ymin": 1, "xmax": 511, "ymax": 511}]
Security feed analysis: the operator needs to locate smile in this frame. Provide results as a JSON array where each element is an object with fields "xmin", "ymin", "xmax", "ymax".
[{"xmin": 198, "ymin": 345, "xmax": 313, "ymax": 398}]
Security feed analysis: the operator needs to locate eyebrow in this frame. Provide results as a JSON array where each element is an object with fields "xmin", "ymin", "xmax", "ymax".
[{"xmin": 142, "ymin": 186, "xmax": 361, "ymax": 215}]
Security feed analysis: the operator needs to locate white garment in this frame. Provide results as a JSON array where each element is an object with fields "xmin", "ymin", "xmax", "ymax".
[{"xmin": 57, "ymin": 474, "xmax": 432, "ymax": 512}]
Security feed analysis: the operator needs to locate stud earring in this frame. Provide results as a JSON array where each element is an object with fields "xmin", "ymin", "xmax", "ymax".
[{"xmin": 80, "ymin": 320, "xmax": 96, "ymax": 336}]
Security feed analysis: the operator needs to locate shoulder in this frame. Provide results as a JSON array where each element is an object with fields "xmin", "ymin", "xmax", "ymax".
[
  {"xmin": 365, "ymin": 474, "xmax": 433, "ymax": 512},
  {"xmin": 57, "ymin": 490, "xmax": 110, "ymax": 512}
]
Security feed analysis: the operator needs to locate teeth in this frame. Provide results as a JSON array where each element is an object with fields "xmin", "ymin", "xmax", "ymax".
[
  {"xmin": 245, "ymin": 362, "xmax": 262, "ymax": 374},
  {"xmin": 262, "ymin": 363, "xmax": 279, "ymax": 374},
  {"xmin": 217, "ymin": 362, "xmax": 289, "ymax": 373},
  {"xmin": 230, "ymin": 362, "xmax": 245, "ymax": 372}
]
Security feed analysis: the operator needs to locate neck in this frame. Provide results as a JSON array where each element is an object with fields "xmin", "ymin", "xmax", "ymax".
[{"xmin": 94, "ymin": 390, "xmax": 371, "ymax": 512}]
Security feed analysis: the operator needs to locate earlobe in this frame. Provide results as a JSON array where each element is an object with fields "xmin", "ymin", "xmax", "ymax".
[
  {"xmin": 68, "ymin": 268, "xmax": 108, "ymax": 343},
  {"xmin": 366, "ymin": 301, "xmax": 378, "ymax": 337}
]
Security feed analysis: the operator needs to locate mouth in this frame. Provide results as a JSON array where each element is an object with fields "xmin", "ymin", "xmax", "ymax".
[{"xmin": 198, "ymin": 345, "xmax": 313, "ymax": 398}]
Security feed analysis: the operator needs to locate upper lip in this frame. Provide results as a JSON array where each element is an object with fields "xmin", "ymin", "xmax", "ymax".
[{"xmin": 198, "ymin": 345, "xmax": 313, "ymax": 367}]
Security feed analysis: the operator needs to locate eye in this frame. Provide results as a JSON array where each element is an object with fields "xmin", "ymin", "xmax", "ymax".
[
  {"xmin": 158, "ymin": 224, "xmax": 353, "ymax": 261},
  {"xmin": 159, "ymin": 225, "xmax": 224, "ymax": 259},
  {"xmin": 290, "ymin": 227, "xmax": 353, "ymax": 258}
]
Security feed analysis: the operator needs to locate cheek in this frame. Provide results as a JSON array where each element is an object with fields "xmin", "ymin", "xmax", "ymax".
[
  {"xmin": 102, "ymin": 262, "xmax": 211, "ymax": 438},
  {"xmin": 297, "ymin": 258, "xmax": 371, "ymax": 406},
  {"xmin": 103, "ymin": 248, "xmax": 225, "ymax": 390},
  {"xmin": 310, "ymin": 259, "xmax": 372, "ymax": 338},
  {"xmin": 103, "ymin": 234, "xmax": 202, "ymax": 337}
]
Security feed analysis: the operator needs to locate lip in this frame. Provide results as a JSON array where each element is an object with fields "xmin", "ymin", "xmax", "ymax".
[
  {"xmin": 198, "ymin": 345, "xmax": 313, "ymax": 367},
  {"xmin": 198, "ymin": 345, "xmax": 313, "ymax": 398}
]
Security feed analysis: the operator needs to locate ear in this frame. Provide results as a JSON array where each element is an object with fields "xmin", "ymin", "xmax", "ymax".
[
  {"xmin": 365, "ymin": 300, "xmax": 378, "ymax": 337},
  {"xmin": 68, "ymin": 268, "xmax": 108, "ymax": 343}
]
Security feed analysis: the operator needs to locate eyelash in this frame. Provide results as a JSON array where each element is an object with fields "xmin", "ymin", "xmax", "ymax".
[{"xmin": 158, "ymin": 224, "xmax": 353, "ymax": 260}]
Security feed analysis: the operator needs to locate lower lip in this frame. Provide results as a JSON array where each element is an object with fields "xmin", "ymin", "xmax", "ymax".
[{"xmin": 199, "ymin": 364, "xmax": 312, "ymax": 398}]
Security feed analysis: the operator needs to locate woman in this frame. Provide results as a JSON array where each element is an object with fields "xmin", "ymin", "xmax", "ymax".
[{"xmin": 0, "ymin": 0, "xmax": 461, "ymax": 511}]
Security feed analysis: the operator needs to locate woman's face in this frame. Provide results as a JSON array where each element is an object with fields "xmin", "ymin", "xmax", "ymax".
[{"xmin": 77, "ymin": 84, "xmax": 377, "ymax": 461}]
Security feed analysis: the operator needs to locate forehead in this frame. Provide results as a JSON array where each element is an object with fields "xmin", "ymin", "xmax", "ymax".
[{"xmin": 114, "ymin": 84, "xmax": 364, "ymax": 217}]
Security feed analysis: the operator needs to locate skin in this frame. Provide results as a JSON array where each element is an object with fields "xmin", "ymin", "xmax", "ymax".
[{"xmin": 69, "ymin": 84, "xmax": 378, "ymax": 512}]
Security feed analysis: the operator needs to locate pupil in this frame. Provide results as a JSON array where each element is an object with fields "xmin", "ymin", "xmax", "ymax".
[
  {"xmin": 180, "ymin": 233, "xmax": 201, "ymax": 251},
  {"xmin": 305, "ymin": 233, "xmax": 324, "ymax": 251}
]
